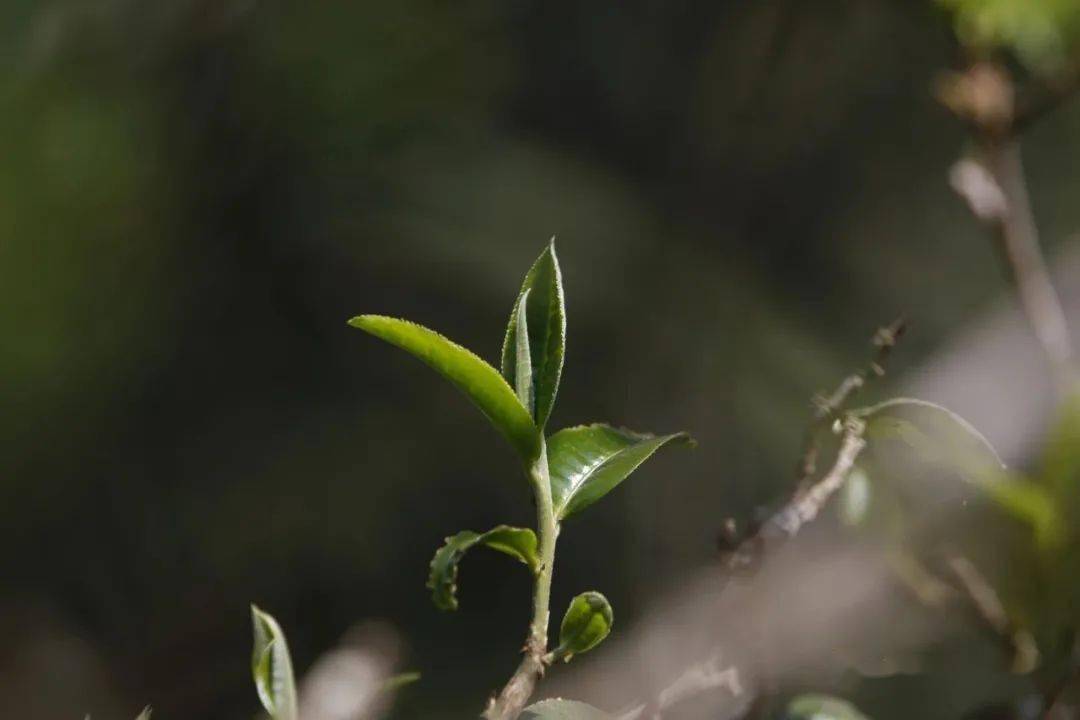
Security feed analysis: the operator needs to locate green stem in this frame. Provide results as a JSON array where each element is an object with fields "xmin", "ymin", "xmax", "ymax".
[{"xmin": 483, "ymin": 441, "xmax": 559, "ymax": 720}]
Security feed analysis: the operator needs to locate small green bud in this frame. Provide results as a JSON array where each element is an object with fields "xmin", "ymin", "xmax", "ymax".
[{"xmin": 556, "ymin": 591, "xmax": 613, "ymax": 661}]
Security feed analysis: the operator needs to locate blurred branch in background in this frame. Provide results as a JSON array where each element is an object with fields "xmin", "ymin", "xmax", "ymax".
[
  {"xmin": 939, "ymin": 59, "xmax": 1078, "ymax": 388},
  {"xmin": 297, "ymin": 621, "xmax": 403, "ymax": 720}
]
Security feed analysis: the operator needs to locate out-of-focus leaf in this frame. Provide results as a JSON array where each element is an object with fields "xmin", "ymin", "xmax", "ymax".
[
  {"xmin": 839, "ymin": 467, "xmax": 871, "ymax": 526},
  {"xmin": 349, "ymin": 315, "xmax": 539, "ymax": 460},
  {"xmin": 784, "ymin": 693, "xmax": 871, "ymax": 720},
  {"xmin": 501, "ymin": 241, "xmax": 566, "ymax": 429},
  {"xmin": 937, "ymin": 0, "xmax": 1080, "ymax": 72},
  {"xmin": 427, "ymin": 526, "xmax": 539, "ymax": 611},
  {"xmin": 251, "ymin": 605, "xmax": 298, "ymax": 720},
  {"xmin": 556, "ymin": 591, "xmax": 613, "ymax": 660},
  {"xmin": 521, "ymin": 699, "xmax": 613, "ymax": 719},
  {"xmin": 382, "ymin": 671, "xmax": 421, "ymax": 692},
  {"xmin": 1040, "ymin": 388, "xmax": 1080, "ymax": 497},
  {"xmin": 547, "ymin": 424, "xmax": 693, "ymax": 520},
  {"xmin": 134, "ymin": 708, "xmax": 152, "ymax": 720},
  {"xmin": 856, "ymin": 398, "xmax": 1062, "ymax": 544}
]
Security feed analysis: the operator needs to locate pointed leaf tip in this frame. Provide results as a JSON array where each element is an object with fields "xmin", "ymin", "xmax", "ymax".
[
  {"xmin": 250, "ymin": 605, "xmax": 298, "ymax": 720},
  {"xmin": 427, "ymin": 526, "xmax": 539, "ymax": 611},
  {"xmin": 548, "ymin": 424, "xmax": 693, "ymax": 520},
  {"xmin": 349, "ymin": 314, "xmax": 539, "ymax": 460},
  {"xmin": 501, "ymin": 244, "xmax": 566, "ymax": 429}
]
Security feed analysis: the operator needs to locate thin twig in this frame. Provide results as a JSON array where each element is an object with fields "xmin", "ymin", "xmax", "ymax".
[
  {"xmin": 794, "ymin": 317, "xmax": 906, "ymax": 490},
  {"xmin": 616, "ymin": 654, "xmax": 744, "ymax": 720},
  {"xmin": 942, "ymin": 553, "xmax": 1039, "ymax": 675},
  {"xmin": 943, "ymin": 61, "xmax": 1075, "ymax": 388}
]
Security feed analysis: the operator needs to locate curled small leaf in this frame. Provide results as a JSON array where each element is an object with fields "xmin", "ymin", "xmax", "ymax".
[
  {"xmin": 555, "ymin": 591, "xmax": 613, "ymax": 661},
  {"xmin": 427, "ymin": 526, "xmax": 539, "ymax": 611},
  {"xmin": 250, "ymin": 605, "xmax": 298, "ymax": 720}
]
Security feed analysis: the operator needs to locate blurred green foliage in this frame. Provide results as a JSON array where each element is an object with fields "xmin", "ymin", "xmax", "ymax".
[{"xmin": 939, "ymin": 0, "xmax": 1080, "ymax": 71}]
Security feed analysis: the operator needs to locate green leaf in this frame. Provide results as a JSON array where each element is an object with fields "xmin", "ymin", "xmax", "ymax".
[
  {"xmin": 547, "ymin": 424, "xmax": 693, "ymax": 520},
  {"xmin": 514, "ymin": 288, "xmax": 534, "ymax": 413},
  {"xmin": 427, "ymin": 525, "xmax": 539, "ymax": 611},
  {"xmin": 556, "ymin": 591, "xmax": 613, "ymax": 660},
  {"xmin": 856, "ymin": 398, "xmax": 1061, "ymax": 545},
  {"xmin": 521, "ymin": 699, "xmax": 613, "ymax": 719},
  {"xmin": 1040, "ymin": 387, "xmax": 1080, "ymax": 496},
  {"xmin": 839, "ymin": 467, "xmax": 871, "ymax": 527},
  {"xmin": 134, "ymin": 708, "xmax": 152, "ymax": 720},
  {"xmin": 501, "ymin": 241, "xmax": 566, "ymax": 429},
  {"xmin": 349, "ymin": 315, "xmax": 539, "ymax": 460},
  {"xmin": 785, "ymin": 694, "xmax": 871, "ymax": 720},
  {"xmin": 250, "ymin": 605, "xmax": 298, "ymax": 720},
  {"xmin": 382, "ymin": 671, "xmax": 422, "ymax": 692}
]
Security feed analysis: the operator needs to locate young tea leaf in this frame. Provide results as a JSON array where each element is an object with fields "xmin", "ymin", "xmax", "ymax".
[
  {"xmin": 427, "ymin": 526, "xmax": 539, "ymax": 611},
  {"xmin": 514, "ymin": 288, "xmax": 534, "ymax": 414},
  {"xmin": 134, "ymin": 708, "xmax": 152, "ymax": 720},
  {"xmin": 785, "ymin": 694, "xmax": 871, "ymax": 720},
  {"xmin": 250, "ymin": 605, "xmax": 298, "ymax": 720},
  {"xmin": 521, "ymin": 699, "xmax": 613, "ymax": 719},
  {"xmin": 501, "ymin": 241, "xmax": 566, "ymax": 429},
  {"xmin": 556, "ymin": 591, "xmax": 613, "ymax": 661},
  {"xmin": 547, "ymin": 424, "xmax": 693, "ymax": 520},
  {"xmin": 348, "ymin": 315, "xmax": 539, "ymax": 460}
]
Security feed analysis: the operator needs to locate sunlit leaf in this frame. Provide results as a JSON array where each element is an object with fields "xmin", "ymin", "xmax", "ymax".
[
  {"xmin": 250, "ymin": 605, "xmax": 298, "ymax": 720},
  {"xmin": 427, "ymin": 526, "xmax": 539, "ymax": 611},
  {"xmin": 547, "ymin": 424, "xmax": 693, "ymax": 520},
  {"xmin": 514, "ymin": 288, "xmax": 534, "ymax": 413},
  {"xmin": 521, "ymin": 699, "xmax": 613, "ymax": 719},
  {"xmin": 501, "ymin": 241, "xmax": 566, "ymax": 429},
  {"xmin": 556, "ymin": 591, "xmax": 613, "ymax": 661},
  {"xmin": 349, "ymin": 315, "xmax": 539, "ymax": 460},
  {"xmin": 785, "ymin": 693, "xmax": 871, "ymax": 720}
]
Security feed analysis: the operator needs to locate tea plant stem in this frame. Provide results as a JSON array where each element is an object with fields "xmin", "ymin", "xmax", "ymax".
[{"xmin": 484, "ymin": 441, "xmax": 559, "ymax": 720}]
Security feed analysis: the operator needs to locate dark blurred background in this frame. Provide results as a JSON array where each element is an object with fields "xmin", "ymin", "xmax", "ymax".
[{"xmin": 3, "ymin": 1, "xmax": 1080, "ymax": 718}]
